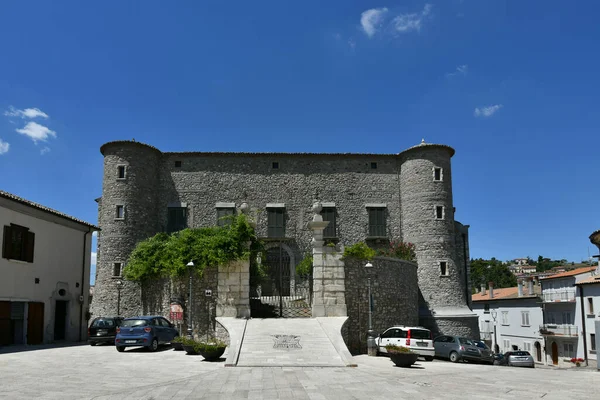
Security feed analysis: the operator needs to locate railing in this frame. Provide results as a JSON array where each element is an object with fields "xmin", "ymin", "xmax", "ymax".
[
  {"xmin": 480, "ymin": 331, "xmax": 492, "ymax": 341},
  {"xmin": 542, "ymin": 288, "xmax": 576, "ymax": 303},
  {"xmin": 539, "ymin": 324, "xmax": 579, "ymax": 336}
]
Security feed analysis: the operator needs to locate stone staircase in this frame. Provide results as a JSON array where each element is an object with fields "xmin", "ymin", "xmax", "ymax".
[{"xmin": 217, "ymin": 317, "xmax": 356, "ymax": 367}]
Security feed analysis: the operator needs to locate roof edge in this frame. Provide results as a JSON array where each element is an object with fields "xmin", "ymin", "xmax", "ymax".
[
  {"xmin": 398, "ymin": 142, "xmax": 455, "ymax": 158},
  {"xmin": 100, "ymin": 140, "xmax": 162, "ymax": 156}
]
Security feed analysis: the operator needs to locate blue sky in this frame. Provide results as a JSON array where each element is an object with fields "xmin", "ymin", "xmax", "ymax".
[{"xmin": 1, "ymin": 1, "xmax": 599, "ymax": 284}]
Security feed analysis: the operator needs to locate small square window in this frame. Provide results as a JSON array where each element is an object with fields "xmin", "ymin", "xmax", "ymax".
[
  {"xmin": 435, "ymin": 206, "xmax": 444, "ymax": 219},
  {"xmin": 433, "ymin": 167, "xmax": 442, "ymax": 181},
  {"xmin": 117, "ymin": 166, "xmax": 126, "ymax": 180},
  {"xmin": 440, "ymin": 261, "xmax": 448, "ymax": 276},
  {"xmin": 113, "ymin": 263, "xmax": 122, "ymax": 277},
  {"xmin": 272, "ymin": 162, "xmax": 279, "ymax": 169},
  {"xmin": 174, "ymin": 160, "xmax": 182, "ymax": 168},
  {"xmin": 371, "ymin": 162, "xmax": 377, "ymax": 169},
  {"xmin": 116, "ymin": 205, "xmax": 125, "ymax": 219}
]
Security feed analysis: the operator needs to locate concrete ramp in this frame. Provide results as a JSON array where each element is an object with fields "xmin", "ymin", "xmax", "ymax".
[{"xmin": 218, "ymin": 317, "xmax": 356, "ymax": 367}]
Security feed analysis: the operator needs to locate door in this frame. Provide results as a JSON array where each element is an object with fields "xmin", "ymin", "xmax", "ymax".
[
  {"xmin": 151, "ymin": 318, "xmax": 164, "ymax": 343},
  {"xmin": 379, "ymin": 329, "xmax": 399, "ymax": 351},
  {"xmin": 54, "ymin": 300, "xmax": 68, "ymax": 341},
  {"xmin": 535, "ymin": 341, "xmax": 542, "ymax": 362},
  {"xmin": 27, "ymin": 302, "xmax": 44, "ymax": 345},
  {"xmin": 0, "ymin": 301, "xmax": 10, "ymax": 345},
  {"xmin": 551, "ymin": 341, "xmax": 558, "ymax": 365}
]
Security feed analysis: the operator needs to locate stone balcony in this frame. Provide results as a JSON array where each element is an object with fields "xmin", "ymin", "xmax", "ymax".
[
  {"xmin": 539, "ymin": 324, "xmax": 579, "ymax": 337},
  {"xmin": 542, "ymin": 288, "xmax": 576, "ymax": 303}
]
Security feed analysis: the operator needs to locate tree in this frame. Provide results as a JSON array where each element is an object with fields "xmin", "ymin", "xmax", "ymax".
[{"xmin": 470, "ymin": 258, "xmax": 517, "ymax": 292}]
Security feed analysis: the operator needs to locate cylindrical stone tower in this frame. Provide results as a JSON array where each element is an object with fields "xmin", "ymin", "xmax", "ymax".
[
  {"xmin": 90, "ymin": 141, "xmax": 162, "ymax": 318},
  {"xmin": 399, "ymin": 140, "xmax": 478, "ymax": 338}
]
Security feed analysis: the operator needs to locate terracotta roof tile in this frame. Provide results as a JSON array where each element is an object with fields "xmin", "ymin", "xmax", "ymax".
[
  {"xmin": 575, "ymin": 275, "xmax": 600, "ymax": 285},
  {"xmin": 539, "ymin": 266, "xmax": 597, "ymax": 280}
]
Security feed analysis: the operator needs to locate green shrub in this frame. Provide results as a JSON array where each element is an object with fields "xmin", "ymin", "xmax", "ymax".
[
  {"xmin": 193, "ymin": 339, "xmax": 227, "ymax": 353},
  {"xmin": 385, "ymin": 345, "xmax": 414, "ymax": 354},
  {"xmin": 295, "ymin": 255, "xmax": 313, "ymax": 277},
  {"xmin": 377, "ymin": 240, "xmax": 416, "ymax": 261},
  {"xmin": 343, "ymin": 242, "xmax": 376, "ymax": 261}
]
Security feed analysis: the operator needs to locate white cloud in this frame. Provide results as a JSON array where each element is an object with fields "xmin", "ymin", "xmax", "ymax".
[
  {"xmin": 361, "ymin": 7, "xmax": 388, "ymax": 37},
  {"xmin": 16, "ymin": 122, "xmax": 57, "ymax": 143},
  {"xmin": 92, "ymin": 231, "xmax": 98, "ymax": 238},
  {"xmin": 474, "ymin": 104, "xmax": 503, "ymax": 117},
  {"xmin": 392, "ymin": 3, "xmax": 433, "ymax": 33},
  {"xmin": 4, "ymin": 106, "xmax": 49, "ymax": 119},
  {"xmin": 40, "ymin": 146, "xmax": 51, "ymax": 155},
  {"xmin": 348, "ymin": 38, "xmax": 356, "ymax": 49},
  {"xmin": 447, "ymin": 64, "xmax": 468, "ymax": 77},
  {"xmin": 0, "ymin": 139, "xmax": 9, "ymax": 155}
]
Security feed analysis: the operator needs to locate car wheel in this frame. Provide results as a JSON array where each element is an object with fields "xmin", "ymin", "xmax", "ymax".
[
  {"xmin": 148, "ymin": 338, "xmax": 159, "ymax": 352},
  {"xmin": 89, "ymin": 342, "xmax": 96, "ymax": 346},
  {"xmin": 116, "ymin": 346, "xmax": 125, "ymax": 352},
  {"xmin": 449, "ymin": 351, "xmax": 460, "ymax": 363},
  {"xmin": 424, "ymin": 356, "xmax": 434, "ymax": 362}
]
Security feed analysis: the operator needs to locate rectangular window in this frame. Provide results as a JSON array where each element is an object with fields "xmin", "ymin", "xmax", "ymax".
[
  {"xmin": 563, "ymin": 343, "xmax": 574, "ymax": 357},
  {"xmin": 216, "ymin": 207, "xmax": 235, "ymax": 227},
  {"xmin": 501, "ymin": 311, "xmax": 509, "ymax": 325},
  {"xmin": 267, "ymin": 207, "xmax": 285, "ymax": 238},
  {"xmin": 484, "ymin": 304, "xmax": 490, "ymax": 313},
  {"xmin": 562, "ymin": 312, "xmax": 571, "ymax": 324},
  {"xmin": 117, "ymin": 165, "xmax": 126, "ymax": 179},
  {"xmin": 523, "ymin": 342, "xmax": 532, "ymax": 352},
  {"xmin": 368, "ymin": 207, "xmax": 386, "ymax": 237},
  {"xmin": 433, "ymin": 167, "xmax": 442, "ymax": 181},
  {"xmin": 115, "ymin": 205, "xmax": 125, "ymax": 220},
  {"xmin": 174, "ymin": 160, "xmax": 182, "ymax": 168},
  {"xmin": 167, "ymin": 207, "xmax": 187, "ymax": 233},
  {"xmin": 521, "ymin": 311, "xmax": 530, "ymax": 326},
  {"xmin": 591, "ymin": 334, "xmax": 596, "ymax": 351},
  {"xmin": 435, "ymin": 206, "xmax": 444, "ymax": 219},
  {"xmin": 322, "ymin": 207, "xmax": 336, "ymax": 238},
  {"xmin": 440, "ymin": 261, "xmax": 448, "ymax": 276},
  {"xmin": 371, "ymin": 162, "xmax": 377, "ymax": 169},
  {"xmin": 2, "ymin": 224, "xmax": 35, "ymax": 263},
  {"xmin": 588, "ymin": 298, "xmax": 594, "ymax": 315},
  {"xmin": 113, "ymin": 263, "xmax": 122, "ymax": 277},
  {"xmin": 272, "ymin": 161, "xmax": 279, "ymax": 169},
  {"xmin": 503, "ymin": 339, "xmax": 511, "ymax": 352}
]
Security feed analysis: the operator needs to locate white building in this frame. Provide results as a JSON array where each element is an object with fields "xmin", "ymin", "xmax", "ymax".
[
  {"xmin": 539, "ymin": 266, "xmax": 598, "ymax": 367},
  {"xmin": 0, "ymin": 190, "xmax": 97, "ymax": 346},
  {"xmin": 574, "ymin": 274, "xmax": 600, "ymax": 367},
  {"xmin": 472, "ymin": 280, "xmax": 544, "ymax": 364}
]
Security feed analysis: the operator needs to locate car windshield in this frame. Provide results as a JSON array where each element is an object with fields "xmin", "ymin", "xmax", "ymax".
[
  {"xmin": 120, "ymin": 319, "xmax": 148, "ymax": 327},
  {"xmin": 458, "ymin": 338, "xmax": 474, "ymax": 345},
  {"xmin": 511, "ymin": 351, "xmax": 531, "ymax": 356},
  {"xmin": 91, "ymin": 318, "xmax": 116, "ymax": 328},
  {"xmin": 475, "ymin": 341, "xmax": 489, "ymax": 350},
  {"xmin": 410, "ymin": 329, "xmax": 431, "ymax": 339}
]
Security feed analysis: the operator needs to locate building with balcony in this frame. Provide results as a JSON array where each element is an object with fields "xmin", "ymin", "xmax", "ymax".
[
  {"xmin": 540, "ymin": 266, "xmax": 598, "ymax": 367},
  {"xmin": 472, "ymin": 280, "xmax": 544, "ymax": 364}
]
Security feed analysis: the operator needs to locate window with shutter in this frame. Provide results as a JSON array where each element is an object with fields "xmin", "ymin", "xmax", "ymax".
[
  {"xmin": 368, "ymin": 208, "xmax": 386, "ymax": 237},
  {"xmin": 267, "ymin": 208, "xmax": 285, "ymax": 238},
  {"xmin": 2, "ymin": 224, "xmax": 34, "ymax": 262},
  {"xmin": 167, "ymin": 207, "xmax": 187, "ymax": 233},
  {"xmin": 322, "ymin": 207, "xmax": 336, "ymax": 238},
  {"xmin": 216, "ymin": 208, "xmax": 235, "ymax": 226}
]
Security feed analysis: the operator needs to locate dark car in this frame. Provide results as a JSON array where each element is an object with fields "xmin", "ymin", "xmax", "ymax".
[
  {"xmin": 115, "ymin": 316, "xmax": 179, "ymax": 352},
  {"xmin": 433, "ymin": 335, "xmax": 494, "ymax": 364},
  {"xmin": 88, "ymin": 316, "xmax": 123, "ymax": 346}
]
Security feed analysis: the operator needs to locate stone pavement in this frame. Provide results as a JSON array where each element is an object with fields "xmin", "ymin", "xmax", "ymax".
[{"xmin": 0, "ymin": 344, "xmax": 599, "ymax": 399}]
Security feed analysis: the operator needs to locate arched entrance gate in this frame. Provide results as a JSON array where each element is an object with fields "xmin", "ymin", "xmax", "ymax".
[{"xmin": 250, "ymin": 245, "xmax": 312, "ymax": 318}]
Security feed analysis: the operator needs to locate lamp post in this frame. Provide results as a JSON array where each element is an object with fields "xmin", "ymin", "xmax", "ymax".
[
  {"xmin": 365, "ymin": 261, "xmax": 376, "ymax": 356},
  {"xmin": 491, "ymin": 310, "xmax": 498, "ymax": 354},
  {"xmin": 116, "ymin": 279, "xmax": 123, "ymax": 316},
  {"xmin": 187, "ymin": 260, "xmax": 194, "ymax": 338}
]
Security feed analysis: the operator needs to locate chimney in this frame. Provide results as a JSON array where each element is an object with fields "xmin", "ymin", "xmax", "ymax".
[
  {"xmin": 480, "ymin": 283, "xmax": 486, "ymax": 296},
  {"xmin": 517, "ymin": 279, "xmax": 523, "ymax": 297},
  {"xmin": 488, "ymin": 282, "xmax": 494, "ymax": 299},
  {"xmin": 528, "ymin": 279, "xmax": 534, "ymax": 295}
]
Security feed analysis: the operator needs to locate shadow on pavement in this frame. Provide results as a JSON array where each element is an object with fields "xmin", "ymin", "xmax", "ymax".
[{"xmin": 0, "ymin": 342, "xmax": 88, "ymax": 355}]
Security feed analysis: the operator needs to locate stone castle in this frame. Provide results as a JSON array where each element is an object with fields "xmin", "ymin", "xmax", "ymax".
[{"xmin": 90, "ymin": 139, "xmax": 479, "ymax": 347}]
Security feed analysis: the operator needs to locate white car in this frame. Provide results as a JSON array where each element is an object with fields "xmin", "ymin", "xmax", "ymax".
[{"xmin": 376, "ymin": 326, "xmax": 435, "ymax": 361}]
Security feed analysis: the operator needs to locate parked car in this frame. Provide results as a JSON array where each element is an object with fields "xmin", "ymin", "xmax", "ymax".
[
  {"xmin": 433, "ymin": 335, "xmax": 494, "ymax": 364},
  {"xmin": 115, "ymin": 316, "xmax": 179, "ymax": 352},
  {"xmin": 375, "ymin": 326, "xmax": 435, "ymax": 361},
  {"xmin": 499, "ymin": 351, "xmax": 535, "ymax": 368},
  {"xmin": 88, "ymin": 316, "xmax": 123, "ymax": 346}
]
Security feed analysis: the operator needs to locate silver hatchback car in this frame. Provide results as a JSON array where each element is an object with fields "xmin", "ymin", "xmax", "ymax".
[
  {"xmin": 504, "ymin": 351, "xmax": 535, "ymax": 368},
  {"xmin": 433, "ymin": 335, "xmax": 494, "ymax": 364}
]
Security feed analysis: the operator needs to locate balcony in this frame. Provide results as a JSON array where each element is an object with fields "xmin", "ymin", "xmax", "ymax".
[
  {"xmin": 480, "ymin": 331, "xmax": 492, "ymax": 341},
  {"xmin": 539, "ymin": 324, "xmax": 579, "ymax": 337},
  {"xmin": 542, "ymin": 288, "xmax": 576, "ymax": 303}
]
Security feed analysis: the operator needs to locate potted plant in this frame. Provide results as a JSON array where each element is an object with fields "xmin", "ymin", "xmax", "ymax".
[
  {"xmin": 194, "ymin": 338, "xmax": 227, "ymax": 361},
  {"xmin": 570, "ymin": 357, "xmax": 584, "ymax": 367},
  {"xmin": 385, "ymin": 345, "xmax": 419, "ymax": 368},
  {"xmin": 181, "ymin": 337, "xmax": 200, "ymax": 355},
  {"xmin": 171, "ymin": 336, "xmax": 185, "ymax": 351}
]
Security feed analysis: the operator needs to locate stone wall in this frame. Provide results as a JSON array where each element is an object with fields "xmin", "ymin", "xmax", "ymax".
[{"xmin": 343, "ymin": 256, "xmax": 419, "ymax": 354}]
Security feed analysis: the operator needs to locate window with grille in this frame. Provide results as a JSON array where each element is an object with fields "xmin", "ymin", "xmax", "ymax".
[
  {"xmin": 322, "ymin": 207, "xmax": 336, "ymax": 238},
  {"xmin": 368, "ymin": 207, "xmax": 386, "ymax": 237},
  {"xmin": 267, "ymin": 208, "xmax": 285, "ymax": 238},
  {"xmin": 167, "ymin": 207, "xmax": 187, "ymax": 233},
  {"xmin": 521, "ymin": 311, "xmax": 530, "ymax": 326},
  {"xmin": 2, "ymin": 224, "xmax": 35, "ymax": 263},
  {"xmin": 216, "ymin": 207, "xmax": 235, "ymax": 226}
]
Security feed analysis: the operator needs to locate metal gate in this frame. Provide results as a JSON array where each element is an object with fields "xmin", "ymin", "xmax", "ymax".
[{"xmin": 250, "ymin": 246, "xmax": 312, "ymax": 318}]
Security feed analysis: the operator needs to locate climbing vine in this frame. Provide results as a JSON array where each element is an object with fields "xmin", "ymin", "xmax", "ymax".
[{"xmin": 123, "ymin": 214, "xmax": 264, "ymax": 282}]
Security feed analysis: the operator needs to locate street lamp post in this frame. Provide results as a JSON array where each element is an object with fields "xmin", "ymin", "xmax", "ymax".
[
  {"xmin": 187, "ymin": 261, "xmax": 194, "ymax": 338},
  {"xmin": 116, "ymin": 279, "xmax": 124, "ymax": 316},
  {"xmin": 491, "ymin": 310, "xmax": 498, "ymax": 354},
  {"xmin": 365, "ymin": 261, "xmax": 377, "ymax": 356}
]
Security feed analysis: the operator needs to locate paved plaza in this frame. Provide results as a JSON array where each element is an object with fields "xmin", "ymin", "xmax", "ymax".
[{"xmin": 0, "ymin": 344, "xmax": 598, "ymax": 400}]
